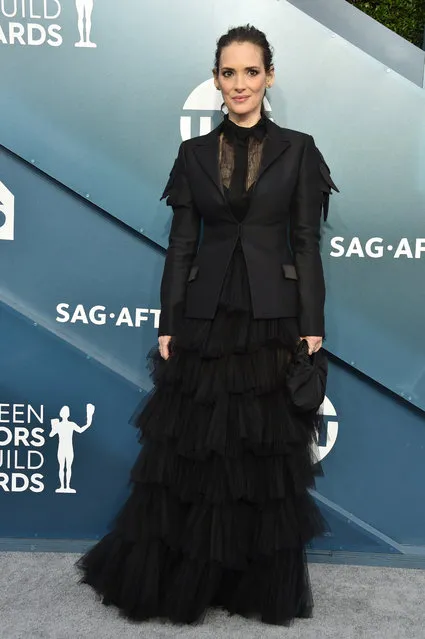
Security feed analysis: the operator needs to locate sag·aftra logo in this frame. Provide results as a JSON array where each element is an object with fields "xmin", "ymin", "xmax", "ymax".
[
  {"xmin": 313, "ymin": 396, "xmax": 338, "ymax": 462},
  {"xmin": 0, "ymin": 181, "xmax": 14, "ymax": 241},
  {"xmin": 0, "ymin": 0, "xmax": 97, "ymax": 48}
]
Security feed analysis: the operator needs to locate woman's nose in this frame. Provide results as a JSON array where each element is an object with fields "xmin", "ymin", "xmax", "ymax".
[{"xmin": 234, "ymin": 74, "xmax": 246, "ymax": 91}]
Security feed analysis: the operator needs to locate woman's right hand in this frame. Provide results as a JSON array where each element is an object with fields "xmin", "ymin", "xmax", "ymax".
[{"xmin": 158, "ymin": 335, "xmax": 173, "ymax": 360}]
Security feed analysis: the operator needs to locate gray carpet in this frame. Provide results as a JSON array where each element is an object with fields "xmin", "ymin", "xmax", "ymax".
[{"xmin": 1, "ymin": 552, "xmax": 424, "ymax": 639}]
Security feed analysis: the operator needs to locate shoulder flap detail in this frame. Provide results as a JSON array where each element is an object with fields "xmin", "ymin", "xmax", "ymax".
[
  {"xmin": 314, "ymin": 145, "xmax": 340, "ymax": 222},
  {"xmin": 159, "ymin": 145, "xmax": 192, "ymax": 208},
  {"xmin": 160, "ymin": 156, "xmax": 179, "ymax": 204}
]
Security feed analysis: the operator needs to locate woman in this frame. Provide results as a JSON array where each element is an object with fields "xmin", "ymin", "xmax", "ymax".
[{"xmin": 76, "ymin": 24, "xmax": 339, "ymax": 627}]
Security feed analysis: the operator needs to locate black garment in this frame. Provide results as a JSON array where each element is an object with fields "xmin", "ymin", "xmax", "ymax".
[
  {"xmin": 220, "ymin": 114, "xmax": 267, "ymax": 224},
  {"xmin": 158, "ymin": 118, "xmax": 338, "ymax": 337},
  {"xmin": 75, "ymin": 117, "xmax": 329, "ymax": 627}
]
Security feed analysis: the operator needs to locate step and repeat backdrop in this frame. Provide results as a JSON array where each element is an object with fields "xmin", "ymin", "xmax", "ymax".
[{"xmin": 0, "ymin": 0, "xmax": 425, "ymax": 560}]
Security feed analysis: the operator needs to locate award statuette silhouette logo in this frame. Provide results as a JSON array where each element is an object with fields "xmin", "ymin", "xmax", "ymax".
[
  {"xmin": 74, "ymin": 0, "xmax": 97, "ymax": 48},
  {"xmin": 49, "ymin": 403, "xmax": 95, "ymax": 493}
]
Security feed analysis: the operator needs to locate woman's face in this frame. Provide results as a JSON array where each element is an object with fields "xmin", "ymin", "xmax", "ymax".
[{"xmin": 214, "ymin": 41, "xmax": 274, "ymax": 123}]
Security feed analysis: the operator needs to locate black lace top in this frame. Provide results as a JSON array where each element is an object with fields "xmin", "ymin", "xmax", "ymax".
[{"xmin": 218, "ymin": 114, "xmax": 268, "ymax": 223}]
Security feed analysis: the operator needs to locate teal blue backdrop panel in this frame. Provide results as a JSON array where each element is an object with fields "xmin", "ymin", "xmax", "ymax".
[
  {"xmin": 0, "ymin": 0, "xmax": 425, "ymax": 559},
  {"xmin": 1, "ymin": 149, "xmax": 425, "ymax": 557},
  {"xmin": 1, "ymin": 0, "xmax": 425, "ymax": 409}
]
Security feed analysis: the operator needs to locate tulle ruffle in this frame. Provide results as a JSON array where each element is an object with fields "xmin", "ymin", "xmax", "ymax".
[
  {"xmin": 77, "ymin": 529, "xmax": 314, "ymax": 626},
  {"xmin": 76, "ymin": 243, "xmax": 329, "ymax": 626}
]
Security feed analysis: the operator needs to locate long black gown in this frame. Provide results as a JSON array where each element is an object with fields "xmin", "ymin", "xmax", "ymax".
[{"xmin": 76, "ymin": 115, "xmax": 329, "ymax": 627}]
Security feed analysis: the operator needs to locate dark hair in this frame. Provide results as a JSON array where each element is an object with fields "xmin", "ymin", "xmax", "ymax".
[{"xmin": 214, "ymin": 24, "xmax": 274, "ymax": 117}]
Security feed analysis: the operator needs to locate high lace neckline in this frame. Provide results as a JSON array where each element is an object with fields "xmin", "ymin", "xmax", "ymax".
[{"xmin": 221, "ymin": 114, "xmax": 267, "ymax": 143}]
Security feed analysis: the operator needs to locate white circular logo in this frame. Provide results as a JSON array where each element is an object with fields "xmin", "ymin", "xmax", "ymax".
[
  {"xmin": 312, "ymin": 395, "xmax": 339, "ymax": 462},
  {"xmin": 180, "ymin": 79, "xmax": 272, "ymax": 141}
]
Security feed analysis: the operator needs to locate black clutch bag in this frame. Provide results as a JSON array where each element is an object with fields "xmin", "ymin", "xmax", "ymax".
[{"xmin": 286, "ymin": 339, "xmax": 328, "ymax": 412}]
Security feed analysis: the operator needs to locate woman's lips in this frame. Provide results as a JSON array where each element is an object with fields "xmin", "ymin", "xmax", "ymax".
[{"xmin": 232, "ymin": 96, "xmax": 249, "ymax": 102}]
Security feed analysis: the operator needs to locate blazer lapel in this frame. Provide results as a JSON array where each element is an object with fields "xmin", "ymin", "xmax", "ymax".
[
  {"xmin": 192, "ymin": 119, "xmax": 291, "ymax": 201},
  {"xmin": 256, "ymin": 119, "xmax": 291, "ymax": 183}
]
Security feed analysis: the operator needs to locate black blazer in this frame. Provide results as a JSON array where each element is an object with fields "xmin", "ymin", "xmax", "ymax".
[{"xmin": 158, "ymin": 117, "xmax": 339, "ymax": 338}]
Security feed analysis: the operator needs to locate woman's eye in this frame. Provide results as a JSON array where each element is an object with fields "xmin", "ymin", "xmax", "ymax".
[{"xmin": 221, "ymin": 69, "xmax": 258, "ymax": 78}]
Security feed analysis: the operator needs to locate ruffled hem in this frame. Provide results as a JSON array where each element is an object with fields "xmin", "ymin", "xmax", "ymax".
[
  {"xmin": 76, "ymin": 478, "xmax": 322, "ymax": 625},
  {"xmin": 76, "ymin": 530, "xmax": 314, "ymax": 626}
]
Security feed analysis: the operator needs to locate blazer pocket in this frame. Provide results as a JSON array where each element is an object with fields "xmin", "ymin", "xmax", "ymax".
[
  {"xmin": 282, "ymin": 263, "xmax": 298, "ymax": 280},
  {"xmin": 187, "ymin": 264, "xmax": 199, "ymax": 282}
]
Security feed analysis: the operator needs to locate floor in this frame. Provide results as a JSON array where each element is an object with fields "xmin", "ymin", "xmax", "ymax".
[{"xmin": 1, "ymin": 552, "xmax": 423, "ymax": 639}]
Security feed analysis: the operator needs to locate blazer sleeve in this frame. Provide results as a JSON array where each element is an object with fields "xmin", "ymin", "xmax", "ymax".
[
  {"xmin": 158, "ymin": 141, "xmax": 201, "ymax": 337},
  {"xmin": 289, "ymin": 134, "xmax": 339, "ymax": 337}
]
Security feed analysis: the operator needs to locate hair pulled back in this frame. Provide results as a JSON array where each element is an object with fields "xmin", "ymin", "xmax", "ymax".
[{"xmin": 214, "ymin": 24, "xmax": 274, "ymax": 73}]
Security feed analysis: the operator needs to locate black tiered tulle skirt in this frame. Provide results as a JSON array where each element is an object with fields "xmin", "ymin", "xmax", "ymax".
[{"xmin": 75, "ymin": 241, "xmax": 329, "ymax": 626}]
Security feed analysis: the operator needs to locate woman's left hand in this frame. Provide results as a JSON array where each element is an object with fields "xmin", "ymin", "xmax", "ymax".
[{"xmin": 300, "ymin": 336, "xmax": 323, "ymax": 355}]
